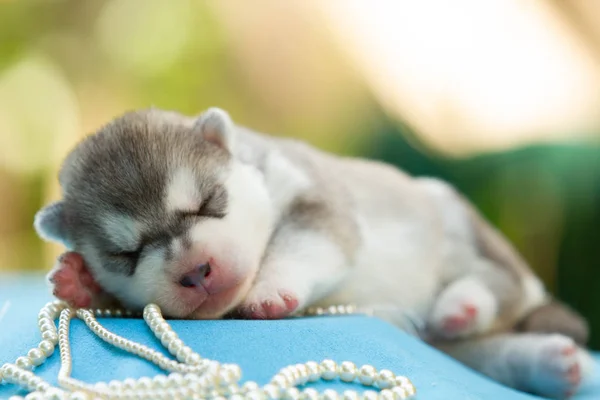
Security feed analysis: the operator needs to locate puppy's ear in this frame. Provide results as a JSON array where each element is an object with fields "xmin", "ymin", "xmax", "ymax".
[
  {"xmin": 34, "ymin": 201, "xmax": 71, "ymax": 248},
  {"xmin": 192, "ymin": 107, "xmax": 236, "ymax": 153}
]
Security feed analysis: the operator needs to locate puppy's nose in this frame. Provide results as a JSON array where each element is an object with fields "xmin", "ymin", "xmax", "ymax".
[{"xmin": 179, "ymin": 263, "xmax": 211, "ymax": 288}]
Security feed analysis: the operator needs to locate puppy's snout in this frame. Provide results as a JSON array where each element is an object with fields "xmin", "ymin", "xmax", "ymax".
[{"xmin": 179, "ymin": 263, "xmax": 211, "ymax": 288}]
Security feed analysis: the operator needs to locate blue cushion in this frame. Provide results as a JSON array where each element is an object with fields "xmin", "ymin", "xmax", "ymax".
[{"xmin": 1, "ymin": 273, "xmax": 599, "ymax": 399}]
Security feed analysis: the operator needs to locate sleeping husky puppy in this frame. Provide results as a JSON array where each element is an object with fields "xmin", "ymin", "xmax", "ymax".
[{"xmin": 35, "ymin": 107, "xmax": 592, "ymax": 398}]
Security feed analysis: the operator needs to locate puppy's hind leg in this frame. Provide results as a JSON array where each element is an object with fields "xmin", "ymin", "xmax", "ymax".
[
  {"xmin": 436, "ymin": 333, "xmax": 594, "ymax": 399},
  {"xmin": 427, "ymin": 275, "xmax": 499, "ymax": 339},
  {"xmin": 418, "ymin": 177, "xmax": 549, "ymax": 337}
]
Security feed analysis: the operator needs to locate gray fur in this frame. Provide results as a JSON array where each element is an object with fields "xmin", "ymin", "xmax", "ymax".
[
  {"xmin": 516, "ymin": 300, "xmax": 589, "ymax": 345},
  {"xmin": 34, "ymin": 201, "xmax": 71, "ymax": 247}
]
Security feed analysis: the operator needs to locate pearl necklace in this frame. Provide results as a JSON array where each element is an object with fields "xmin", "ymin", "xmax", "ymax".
[{"xmin": 0, "ymin": 301, "xmax": 416, "ymax": 400}]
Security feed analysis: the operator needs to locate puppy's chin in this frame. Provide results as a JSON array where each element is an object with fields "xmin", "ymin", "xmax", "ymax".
[{"xmin": 188, "ymin": 276, "xmax": 254, "ymax": 319}]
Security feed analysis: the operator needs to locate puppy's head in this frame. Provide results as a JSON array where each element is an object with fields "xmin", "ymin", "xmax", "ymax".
[{"xmin": 34, "ymin": 108, "xmax": 273, "ymax": 318}]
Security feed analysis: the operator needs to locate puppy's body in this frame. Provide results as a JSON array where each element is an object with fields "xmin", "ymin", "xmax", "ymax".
[{"xmin": 35, "ymin": 108, "xmax": 592, "ymax": 398}]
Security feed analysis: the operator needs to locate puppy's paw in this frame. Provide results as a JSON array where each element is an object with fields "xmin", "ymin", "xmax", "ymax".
[
  {"xmin": 48, "ymin": 252, "xmax": 102, "ymax": 308},
  {"xmin": 438, "ymin": 302, "xmax": 479, "ymax": 337},
  {"xmin": 239, "ymin": 283, "xmax": 299, "ymax": 319},
  {"xmin": 428, "ymin": 278, "xmax": 497, "ymax": 339},
  {"xmin": 528, "ymin": 335, "xmax": 586, "ymax": 399}
]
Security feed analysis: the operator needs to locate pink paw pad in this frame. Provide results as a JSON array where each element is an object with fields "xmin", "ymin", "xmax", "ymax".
[
  {"xmin": 49, "ymin": 252, "xmax": 101, "ymax": 308},
  {"xmin": 532, "ymin": 337, "xmax": 584, "ymax": 398},
  {"xmin": 243, "ymin": 291, "xmax": 299, "ymax": 320},
  {"xmin": 441, "ymin": 303, "xmax": 479, "ymax": 334}
]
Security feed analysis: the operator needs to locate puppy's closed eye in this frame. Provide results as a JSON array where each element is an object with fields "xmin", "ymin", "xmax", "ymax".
[
  {"xmin": 178, "ymin": 185, "xmax": 227, "ymax": 219},
  {"xmin": 109, "ymin": 249, "xmax": 141, "ymax": 262}
]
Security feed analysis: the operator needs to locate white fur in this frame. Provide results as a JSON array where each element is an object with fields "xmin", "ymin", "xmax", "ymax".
[
  {"xmin": 188, "ymin": 160, "xmax": 273, "ymax": 275},
  {"xmin": 517, "ymin": 275, "xmax": 548, "ymax": 317},
  {"xmin": 244, "ymin": 230, "xmax": 348, "ymax": 312},
  {"xmin": 100, "ymin": 213, "xmax": 141, "ymax": 251},
  {"xmin": 165, "ymin": 167, "xmax": 200, "ymax": 212},
  {"xmin": 262, "ymin": 150, "xmax": 312, "ymax": 220},
  {"xmin": 317, "ymin": 175, "xmax": 443, "ymax": 326}
]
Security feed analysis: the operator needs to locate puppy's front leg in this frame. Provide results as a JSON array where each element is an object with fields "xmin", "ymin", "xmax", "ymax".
[{"xmin": 238, "ymin": 228, "xmax": 351, "ymax": 319}]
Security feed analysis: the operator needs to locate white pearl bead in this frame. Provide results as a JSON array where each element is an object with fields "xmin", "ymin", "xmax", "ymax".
[
  {"xmin": 300, "ymin": 388, "xmax": 319, "ymax": 400},
  {"xmin": 15, "ymin": 357, "xmax": 33, "ymax": 371},
  {"xmin": 122, "ymin": 377, "xmax": 137, "ymax": 390},
  {"xmin": 290, "ymin": 365, "xmax": 306, "ymax": 385},
  {"xmin": 322, "ymin": 389, "xmax": 340, "ymax": 400},
  {"xmin": 263, "ymin": 383, "xmax": 281, "ymax": 399},
  {"xmin": 246, "ymin": 389, "xmax": 266, "ymax": 400},
  {"xmin": 39, "ymin": 322, "xmax": 55, "ymax": 333},
  {"xmin": 305, "ymin": 361, "xmax": 320, "ymax": 382},
  {"xmin": 361, "ymin": 390, "xmax": 379, "ymax": 400},
  {"xmin": 376, "ymin": 370, "xmax": 395, "ymax": 389},
  {"xmin": 183, "ymin": 372, "xmax": 198, "ymax": 384},
  {"xmin": 167, "ymin": 340, "xmax": 182, "ymax": 355},
  {"xmin": 41, "ymin": 331, "xmax": 58, "ymax": 343},
  {"xmin": 25, "ymin": 392, "xmax": 45, "ymax": 400},
  {"xmin": 94, "ymin": 382, "xmax": 109, "ymax": 392},
  {"xmin": 339, "ymin": 361, "xmax": 357, "ymax": 382},
  {"xmin": 137, "ymin": 376, "xmax": 153, "ymax": 390},
  {"xmin": 391, "ymin": 387, "xmax": 409, "ymax": 399},
  {"xmin": 280, "ymin": 369, "xmax": 295, "ymax": 386},
  {"xmin": 394, "ymin": 376, "xmax": 412, "ymax": 390},
  {"xmin": 218, "ymin": 369, "xmax": 234, "ymax": 385},
  {"xmin": 69, "ymin": 391, "xmax": 89, "ymax": 400},
  {"xmin": 320, "ymin": 360, "xmax": 337, "ymax": 380},
  {"xmin": 27, "ymin": 349, "xmax": 45, "ymax": 367},
  {"xmin": 271, "ymin": 374, "xmax": 289, "ymax": 388},
  {"xmin": 44, "ymin": 387, "xmax": 65, "ymax": 399},
  {"xmin": 167, "ymin": 372, "xmax": 184, "ymax": 387},
  {"xmin": 284, "ymin": 387, "xmax": 300, "ymax": 400},
  {"xmin": 105, "ymin": 379, "xmax": 121, "ymax": 391},
  {"xmin": 359, "ymin": 365, "xmax": 377, "ymax": 386},
  {"xmin": 378, "ymin": 389, "xmax": 395, "ymax": 400},
  {"xmin": 403, "ymin": 384, "xmax": 415, "ymax": 396},
  {"xmin": 242, "ymin": 381, "xmax": 259, "ymax": 393},
  {"xmin": 342, "ymin": 390, "xmax": 360, "ymax": 400},
  {"xmin": 152, "ymin": 374, "xmax": 168, "ymax": 388},
  {"xmin": 227, "ymin": 364, "xmax": 242, "ymax": 381},
  {"xmin": 185, "ymin": 352, "xmax": 202, "ymax": 365},
  {"xmin": 160, "ymin": 331, "xmax": 177, "ymax": 346}
]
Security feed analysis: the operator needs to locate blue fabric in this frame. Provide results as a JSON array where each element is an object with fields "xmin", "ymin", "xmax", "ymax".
[{"xmin": 1, "ymin": 274, "xmax": 599, "ymax": 400}]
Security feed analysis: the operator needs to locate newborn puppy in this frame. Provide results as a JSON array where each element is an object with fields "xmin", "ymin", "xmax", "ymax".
[{"xmin": 35, "ymin": 108, "xmax": 592, "ymax": 398}]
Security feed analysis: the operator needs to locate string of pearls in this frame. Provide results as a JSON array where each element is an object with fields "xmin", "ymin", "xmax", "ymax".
[{"xmin": 0, "ymin": 301, "xmax": 416, "ymax": 400}]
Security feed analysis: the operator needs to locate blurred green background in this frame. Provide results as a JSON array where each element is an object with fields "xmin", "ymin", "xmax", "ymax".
[{"xmin": 1, "ymin": 0, "xmax": 599, "ymax": 347}]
